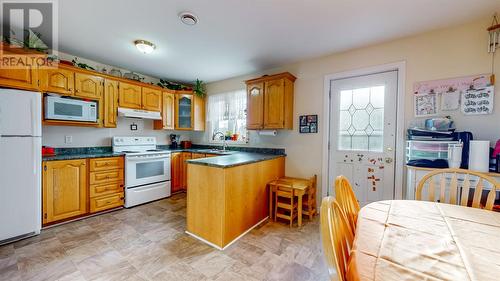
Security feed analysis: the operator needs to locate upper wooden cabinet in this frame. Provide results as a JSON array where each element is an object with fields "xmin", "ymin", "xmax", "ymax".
[
  {"xmin": 42, "ymin": 159, "xmax": 88, "ymax": 225},
  {"xmin": 193, "ymin": 94, "xmax": 206, "ymax": 131},
  {"xmin": 142, "ymin": 87, "xmax": 162, "ymax": 111},
  {"xmin": 154, "ymin": 91, "xmax": 175, "ymax": 130},
  {"xmin": 245, "ymin": 72, "xmax": 296, "ymax": 130},
  {"xmin": 118, "ymin": 82, "xmax": 142, "ymax": 109},
  {"xmin": 40, "ymin": 67, "xmax": 75, "ymax": 95},
  {"xmin": 74, "ymin": 72, "xmax": 103, "ymax": 99},
  {"xmin": 246, "ymin": 82, "xmax": 264, "ymax": 130},
  {"xmin": 175, "ymin": 93, "xmax": 194, "ymax": 130},
  {"xmin": 103, "ymin": 79, "xmax": 119, "ymax": 128},
  {"xmin": 0, "ymin": 48, "xmax": 40, "ymax": 91}
]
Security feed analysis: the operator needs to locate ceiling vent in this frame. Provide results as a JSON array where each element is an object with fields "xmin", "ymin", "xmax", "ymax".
[{"xmin": 179, "ymin": 12, "xmax": 198, "ymax": 26}]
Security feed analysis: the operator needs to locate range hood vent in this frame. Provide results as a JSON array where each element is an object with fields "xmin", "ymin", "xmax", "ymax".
[{"xmin": 117, "ymin": 107, "xmax": 161, "ymax": 120}]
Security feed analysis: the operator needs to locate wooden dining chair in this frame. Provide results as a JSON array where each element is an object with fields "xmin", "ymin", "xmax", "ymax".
[
  {"xmin": 416, "ymin": 168, "xmax": 500, "ymax": 210},
  {"xmin": 335, "ymin": 175, "xmax": 360, "ymax": 233},
  {"xmin": 302, "ymin": 174, "xmax": 317, "ymax": 220},
  {"xmin": 320, "ymin": 197, "xmax": 355, "ymax": 281}
]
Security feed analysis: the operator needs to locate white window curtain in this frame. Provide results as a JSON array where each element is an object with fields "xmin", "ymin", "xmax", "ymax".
[{"xmin": 207, "ymin": 90, "xmax": 248, "ymax": 143}]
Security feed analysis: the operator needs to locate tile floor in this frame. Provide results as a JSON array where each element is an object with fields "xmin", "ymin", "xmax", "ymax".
[{"xmin": 0, "ymin": 193, "xmax": 328, "ymax": 281}]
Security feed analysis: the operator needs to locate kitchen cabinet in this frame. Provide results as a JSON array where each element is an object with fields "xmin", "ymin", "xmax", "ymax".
[
  {"xmin": 181, "ymin": 152, "xmax": 193, "ymax": 190},
  {"xmin": 0, "ymin": 55, "xmax": 39, "ymax": 91},
  {"xmin": 142, "ymin": 87, "xmax": 162, "ymax": 111},
  {"xmin": 171, "ymin": 152, "xmax": 183, "ymax": 193},
  {"xmin": 74, "ymin": 72, "xmax": 103, "ymax": 99},
  {"xmin": 42, "ymin": 159, "xmax": 88, "ymax": 224},
  {"xmin": 175, "ymin": 93, "xmax": 194, "ymax": 130},
  {"xmin": 89, "ymin": 157, "xmax": 124, "ymax": 214},
  {"xmin": 154, "ymin": 91, "xmax": 175, "ymax": 130},
  {"xmin": 118, "ymin": 82, "xmax": 142, "ymax": 109},
  {"xmin": 103, "ymin": 79, "xmax": 119, "ymax": 128},
  {"xmin": 40, "ymin": 67, "xmax": 75, "ymax": 96},
  {"xmin": 246, "ymin": 82, "xmax": 264, "ymax": 130},
  {"xmin": 193, "ymin": 94, "xmax": 206, "ymax": 131},
  {"xmin": 245, "ymin": 72, "xmax": 296, "ymax": 130}
]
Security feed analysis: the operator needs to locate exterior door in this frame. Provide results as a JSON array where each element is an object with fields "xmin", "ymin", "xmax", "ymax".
[
  {"xmin": 329, "ymin": 71, "xmax": 398, "ymax": 206},
  {"xmin": 246, "ymin": 82, "xmax": 264, "ymax": 129}
]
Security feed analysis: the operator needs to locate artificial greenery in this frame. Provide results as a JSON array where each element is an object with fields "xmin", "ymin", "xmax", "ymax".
[
  {"xmin": 157, "ymin": 79, "xmax": 190, "ymax": 91},
  {"xmin": 2, "ymin": 29, "xmax": 49, "ymax": 53},
  {"xmin": 72, "ymin": 57, "xmax": 95, "ymax": 71},
  {"xmin": 193, "ymin": 79, "xmax": 206, "ymax": 97}
]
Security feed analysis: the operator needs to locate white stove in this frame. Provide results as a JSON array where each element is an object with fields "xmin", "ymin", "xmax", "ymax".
[{"xmin": 113, "ymin": 136, "xmax": 171, "ymax": 207}]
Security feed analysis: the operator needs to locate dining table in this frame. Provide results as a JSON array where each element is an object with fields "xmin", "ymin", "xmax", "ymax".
[{"xmin": 347, "ymin": 200, "xmax": 500, "ymax": 281}]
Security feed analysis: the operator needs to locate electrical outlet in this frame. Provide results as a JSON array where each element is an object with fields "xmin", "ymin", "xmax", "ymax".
[{"xmin": 65, "ymin": 135, "xmax": 73, "ymax": 144}]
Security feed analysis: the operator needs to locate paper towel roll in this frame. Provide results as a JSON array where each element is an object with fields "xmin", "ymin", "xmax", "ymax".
[
  {"xmin": 468, "ymin": 140, "xmax": 490, "ymax": 172},
  {"xmin": 258, "ymin": 130, "xmax": 277, "ymax": 136}
]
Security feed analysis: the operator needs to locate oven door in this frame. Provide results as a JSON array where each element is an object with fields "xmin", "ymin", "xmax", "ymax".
[{"xmin": 126, "ymin": 154, "xmax": 171, "ymax": 188}]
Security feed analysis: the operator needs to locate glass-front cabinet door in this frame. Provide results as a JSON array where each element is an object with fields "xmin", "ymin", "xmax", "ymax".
[{"xmin": 175, "ymin": 94, "xmax": 193, "ymax": 130}]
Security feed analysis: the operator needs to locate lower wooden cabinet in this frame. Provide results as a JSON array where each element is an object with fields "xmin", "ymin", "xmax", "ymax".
[
  {"xmin": 42, "ymin": 157, "xmax": 124, "ymax": 226},
  {"xmin": 90, "ymin": 192, "xmax": 124, "ymax": 213},
  {"xmin": 42, "ymin": 159, "xmax": 88, "ymax": 224},
  {"xmin": 89, "ymin": 157, "xmax": 124, "ymax": 214},
  {"xmin": 171, "ymin": 152, "xmax": 183, "ymax": 193},
  {"xmin": 171, "ymin": 152, "xmax": 193, "ymax": 192}
]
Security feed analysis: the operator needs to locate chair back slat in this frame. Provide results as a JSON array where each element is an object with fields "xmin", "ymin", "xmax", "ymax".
[
  {"xmin": 320, "ymin": 197, "xmax": 354, "ymax": 281},
  {"xmin": 416, "ymin": 168, "xmax": 499, "ymax": 211},
  {"xmin": 439, "ymin": 175, "xmax": 446, "ymax": 203},
  {"xmin": 449, "ymin": 173, "xmax": 458, "ymax": 205},
  {"xmin": 334, "ymin": 176, "xmax": 360, "ymax": 234},
  {"xmin": 460, "ymin": 175, "xmax": 471, "ymax": 207},
  {"xmin": 429, "ymin": 178, "xmax": 435, "ymax": 202},
  {"xmin": 472, "ymin": 178, "xmax": 484, "ymax": 208}
]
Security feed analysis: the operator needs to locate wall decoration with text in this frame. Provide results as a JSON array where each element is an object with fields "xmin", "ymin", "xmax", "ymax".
[
  {"xmin": 461, "ymin": 86, "xmax": 494, "ymax": 115},
  {"xmin": 413, "ymin": 74, "xmax": 493, "ymax": 116},
  {"xmin": 299, "ymin": 115, "xmax": 318, "ymax": 133}
]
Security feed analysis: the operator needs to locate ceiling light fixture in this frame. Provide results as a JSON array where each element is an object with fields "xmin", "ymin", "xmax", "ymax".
[
  {"xmin": 179, "ymin": 12, "xmax": 198, "ymax": 26},
  {"xmin": 134, "ymin": 40, "xmax": 156, "ymax": 54}
]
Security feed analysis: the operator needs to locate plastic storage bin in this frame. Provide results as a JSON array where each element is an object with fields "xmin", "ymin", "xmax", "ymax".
[{"xmin": 406, "ymin": 140, "xmax": 459, "ymax": 163}]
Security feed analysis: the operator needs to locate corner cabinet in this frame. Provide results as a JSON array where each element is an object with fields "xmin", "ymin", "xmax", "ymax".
[
  {"xmin": 42, "ymin": 159, "xmax": 88, "ymax": 225},
  {"xmin": 175, "ymin": 93, "xmax": 194, "ymax": 130},
  {"xmin": 245, "ymin": 72, "xmax": 296, "ymax": 130}
]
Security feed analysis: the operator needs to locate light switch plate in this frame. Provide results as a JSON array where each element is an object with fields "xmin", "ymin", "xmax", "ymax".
[{"xmin": 65, "ymin": 135, "xmax": 73, "ymax": 144}]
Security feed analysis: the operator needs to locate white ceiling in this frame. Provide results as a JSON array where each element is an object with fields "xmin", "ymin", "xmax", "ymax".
[{"xmin": 58, "ymin": 0, "xmax": 500, "ymax": 83}]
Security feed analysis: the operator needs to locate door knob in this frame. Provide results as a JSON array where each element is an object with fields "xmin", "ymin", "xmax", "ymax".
[{"xmin": 385, "ymin": 157, "xmax": 393, "ymax": 164}]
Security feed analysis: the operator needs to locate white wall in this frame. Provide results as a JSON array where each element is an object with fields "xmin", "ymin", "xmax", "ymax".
[
  {"xmin": 191, "ymin": 17, "xmax": 500, "ymax": 196},
  {"xmin": 43, "ymin": 117, "xmax": 192, "ymax": 147}
]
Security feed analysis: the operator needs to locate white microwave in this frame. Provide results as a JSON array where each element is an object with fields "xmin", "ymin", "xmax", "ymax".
[{"xmin": 45, "ymin": 96, "xmax": 98, "ymax": 122}]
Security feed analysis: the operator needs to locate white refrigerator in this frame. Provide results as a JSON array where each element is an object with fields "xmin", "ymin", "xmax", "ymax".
[{"xmin": 0, "ymin": 89, "xmax": 42, "ymax": 244}]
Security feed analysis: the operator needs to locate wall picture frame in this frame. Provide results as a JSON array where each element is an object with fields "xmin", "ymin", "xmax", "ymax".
[{"xmin": 299, "ymin": 114, "xmax": 318, "ymax": 133}]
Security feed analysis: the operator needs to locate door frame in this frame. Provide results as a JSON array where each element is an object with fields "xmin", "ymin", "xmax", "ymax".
[{"xmin": 322, "ymin": 61, "xmax": 406, "ymax": 200}]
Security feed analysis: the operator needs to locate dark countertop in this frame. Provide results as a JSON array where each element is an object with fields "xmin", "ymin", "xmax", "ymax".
[
  {"xmin": 42, "ymin": 151, "xmax": 125, "ymax": 161},
  {"xmin": 186, "ymin": 152, "xmax": 285, "ymax": 168}
]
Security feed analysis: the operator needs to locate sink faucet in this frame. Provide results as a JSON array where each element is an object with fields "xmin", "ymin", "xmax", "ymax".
[{"xmin": 212, "ymin": 131, "xmax": 227, "ymax": 151}]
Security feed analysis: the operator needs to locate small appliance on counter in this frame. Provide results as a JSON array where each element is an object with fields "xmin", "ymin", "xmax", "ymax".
[
  {"xmin": 181, "ymin": 140, "xmax": 192, "ymax": 149},
  {"xmin": 169, "ymin": 134, "xmax": 180, "ymax": 149},
  {"xmin": 42, "ymin": 146, "xmax": 55, "ymax": 156}
]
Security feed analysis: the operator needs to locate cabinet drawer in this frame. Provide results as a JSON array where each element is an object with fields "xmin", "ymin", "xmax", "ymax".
[
  {"xmin": 90, "ymin": 192, "xmax": 124, "ymax": 213},
  {"xmin": 89, "ymin": 169, "xmax": 124, "ymax": 185},
  {"xmin": 89, "ymin": 157, "xmax": 124, "ymax": 171},
  {"xmin": 90, "ymin": 182, "xmax": 124, "ymax": 198}
]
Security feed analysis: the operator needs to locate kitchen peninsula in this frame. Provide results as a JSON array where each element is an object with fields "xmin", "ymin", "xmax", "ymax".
[{"xmin": 186, "ymin": 153, "xmax": 285, "ymax": 249}]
